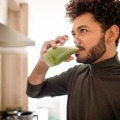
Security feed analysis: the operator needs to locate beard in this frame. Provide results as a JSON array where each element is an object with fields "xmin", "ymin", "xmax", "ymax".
[{"xmin": 75, "ymin": 34, "xmax": 106, "ymax": 64}]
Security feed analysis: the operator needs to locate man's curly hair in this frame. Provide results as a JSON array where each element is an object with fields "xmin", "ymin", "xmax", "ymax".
[{"xmin": 65, "ymin": 0, "xmax": 120, "ymax": 46}]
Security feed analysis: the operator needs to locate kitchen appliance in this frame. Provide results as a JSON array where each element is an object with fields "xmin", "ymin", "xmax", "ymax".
[
  {"xmin": 19, "ymin": 111, "xmax": 38, "ymax": 120},
  {"xmin": 0, "ymin": 23, "xmax": 35, "ymax": 47},
  {"xmin": 0, "ymin": 108, "xmax": 38, "ymax": 120}
]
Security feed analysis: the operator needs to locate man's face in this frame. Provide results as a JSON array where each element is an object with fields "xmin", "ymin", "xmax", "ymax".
[{"xmin": 72, "ymin": 13, "xmax": 107, "ymax": 64}]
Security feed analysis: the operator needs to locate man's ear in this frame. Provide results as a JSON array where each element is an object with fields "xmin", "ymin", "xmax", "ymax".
[{"xmin": 106, "ymin": 25, "xmax": 119, "ymax": 44}]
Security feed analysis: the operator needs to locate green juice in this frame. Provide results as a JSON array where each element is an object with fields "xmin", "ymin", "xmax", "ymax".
[{"xmin": 43, "ymin": 46, "xmax": 78, "ymax": 66}]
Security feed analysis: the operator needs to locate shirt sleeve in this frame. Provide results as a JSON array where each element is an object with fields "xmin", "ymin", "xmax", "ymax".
[
  {"xmin": 26, "ymin": 70, "xmax": 70, "ymax": 98},
  {"xmin": 26, "ymin": 65, "xmax": 82, "ymax": 98}
]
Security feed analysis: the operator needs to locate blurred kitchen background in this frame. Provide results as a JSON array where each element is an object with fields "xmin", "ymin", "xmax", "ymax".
[{"xmin": 0, "ymin": 0, "xmax": 120, "ymax": 120}]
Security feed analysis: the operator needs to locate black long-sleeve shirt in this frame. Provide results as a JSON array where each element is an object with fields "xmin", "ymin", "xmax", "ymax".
[{"xmin": 27, "ymin": 54, "xmax": 120, "ymax": 120}]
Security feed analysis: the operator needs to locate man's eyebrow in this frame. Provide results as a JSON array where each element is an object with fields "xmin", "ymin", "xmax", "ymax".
[{"xmin": 71, "ymin": 25, "xmax": 88, "ymax": 34}]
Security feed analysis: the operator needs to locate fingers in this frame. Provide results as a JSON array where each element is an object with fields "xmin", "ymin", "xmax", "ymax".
[
  {"xmin": 42, "ymin": 35, "xmax": 69, "ymax": 53},
  {"xmin": 55, "ymin": 35, "xmax": 69, "ymax": 45},
  {"xmin": 64, "ymin": 56, "xmax": 74, "ymax": 62},
  {"xmin": 39, "ymin": 35, "xmax": 71, "ymax": 64}
]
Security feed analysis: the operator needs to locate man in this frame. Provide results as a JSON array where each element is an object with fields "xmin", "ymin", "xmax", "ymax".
[{"xmin": 26, "ymin": 0, "xmax": 120, "ymax": 119}]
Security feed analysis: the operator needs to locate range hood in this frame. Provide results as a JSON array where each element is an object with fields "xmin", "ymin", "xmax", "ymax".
[{"xmin": 0, "ymin": 23, "xmax": 35, "ymax": 47}]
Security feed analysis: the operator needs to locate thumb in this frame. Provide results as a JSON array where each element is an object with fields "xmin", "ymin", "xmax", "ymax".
[{"xmin": 64, "ymin": 56, "xmax": 74, "ymax": 62}]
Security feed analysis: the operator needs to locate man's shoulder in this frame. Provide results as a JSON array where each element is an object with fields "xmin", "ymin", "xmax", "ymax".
[{"xmin": 68, "ymin": 63, "xmax": 89, "ymax": 73}]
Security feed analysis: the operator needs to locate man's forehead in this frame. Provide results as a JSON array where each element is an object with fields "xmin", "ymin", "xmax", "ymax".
[
  {"xmin": 72, "ymin": 13, "xmax": 94, "ymax": 28},
  {"xmin": 73, "ymin": 13, "xmax": 95, "ymax": 24}
]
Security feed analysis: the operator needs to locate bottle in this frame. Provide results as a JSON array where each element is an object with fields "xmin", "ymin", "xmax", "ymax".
[{"xmin": 43, "ymin": 46, "xmax": 78, "ymax": 67}]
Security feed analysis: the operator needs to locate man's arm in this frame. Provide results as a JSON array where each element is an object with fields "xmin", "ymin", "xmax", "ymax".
[
  {"xmin": 28, "ymin": 59, "xmax": 49, "ymax": 85},
  {"xmin": 27, "ymin": 35, "xmax": 69, "ymax": 84},
  {"xmin": 26, "ymin": 35, "xmax": 70, "ymax": 97}
]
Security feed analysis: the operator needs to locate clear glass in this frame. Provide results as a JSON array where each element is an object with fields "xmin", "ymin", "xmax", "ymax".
[{"xmin": 43, "ymin": 46, "xmax": 78, "ymax": 66}]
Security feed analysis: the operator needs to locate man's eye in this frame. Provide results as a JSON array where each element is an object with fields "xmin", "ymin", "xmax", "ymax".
[{"xmin": 80, "ymin": 29, "xmax": 87, "ymax": 33}]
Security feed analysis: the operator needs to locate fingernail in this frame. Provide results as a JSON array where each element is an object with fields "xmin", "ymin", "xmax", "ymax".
[{"xmin": 64, "ymin": 35, "xmax": 68, "ymax": 39}]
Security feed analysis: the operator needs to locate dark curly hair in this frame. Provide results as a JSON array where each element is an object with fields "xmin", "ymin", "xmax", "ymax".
[{"xmin": 65, "ymin": 0, "xmax": 120, "ymax": 46}]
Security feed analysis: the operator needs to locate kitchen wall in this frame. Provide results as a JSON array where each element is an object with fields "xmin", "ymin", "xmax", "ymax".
[
  {"xmin": 0, "ymin": 0, "xmax": 29, "ymax": 111},
  {"xmin": 0, "ymin": 0, "xmax": 8, "ymax": 111}
]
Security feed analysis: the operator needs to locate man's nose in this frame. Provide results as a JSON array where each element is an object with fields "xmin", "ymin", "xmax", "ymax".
[
  {"xmin": 74, "ymin": 39, "xmax": 80, "ymax": 47},
  {"xmin": 74, "ymin": 34, "xmax": 81, "ymax": 44}
]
